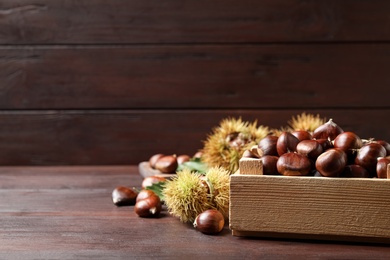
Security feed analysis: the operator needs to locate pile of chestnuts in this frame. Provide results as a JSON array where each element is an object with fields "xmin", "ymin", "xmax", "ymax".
[
  {"xmin": 149, "ymin": 153, "xmax": 194, "ymax": 173},
  {"xmin": 243, "ymin": 119, "xmax": 390, "ymax": 178},
  {"xmin": 112, "ymin": 176, "xmax": 166, "ymax": 218}
]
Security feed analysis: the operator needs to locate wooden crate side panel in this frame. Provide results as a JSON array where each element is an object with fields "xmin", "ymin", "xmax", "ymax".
[{"xmin": 230, "ymin": 175, "xmax": 390, "ymax": 240}]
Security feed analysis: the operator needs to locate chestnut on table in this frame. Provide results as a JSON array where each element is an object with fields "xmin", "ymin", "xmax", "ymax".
[{"xmin": 1, "ymin": 165, "xmax": 390, "ymax": 259}]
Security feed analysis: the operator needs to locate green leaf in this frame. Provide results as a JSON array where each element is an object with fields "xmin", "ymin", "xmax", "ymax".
[
  {"xmin": 177, "ymin": 158, "xmax": 208, "ymax": 174},
  {"xmin": 145, "ymin": 181, "xmax": 166, "ymax": 201}
]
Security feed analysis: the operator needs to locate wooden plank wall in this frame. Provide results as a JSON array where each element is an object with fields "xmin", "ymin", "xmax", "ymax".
[{"xmin": 0, "ymin": 0, "xmax": 389, "ymax": 165}]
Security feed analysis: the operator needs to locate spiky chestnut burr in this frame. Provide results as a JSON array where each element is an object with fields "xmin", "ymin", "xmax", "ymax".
[
  {"xmin": 201, "ymin": 117, "xmax": 269, "ymax": 173},
  {"xmin": 163, "ymin": 167, "xmax": 230, "ymax": 223},
  {"xmin": 288, "ymin": 112, "xmax": 326, "ymax": 132}
]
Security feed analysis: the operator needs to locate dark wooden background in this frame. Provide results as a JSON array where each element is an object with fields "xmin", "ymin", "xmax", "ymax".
[{"xmin": 1, "ymin": 0, "xmax": 389, "ymax": 165}]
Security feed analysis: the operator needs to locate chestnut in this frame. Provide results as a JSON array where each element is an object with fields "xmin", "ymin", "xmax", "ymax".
[
  {"xmin": 155, "ymin": 155, "xmax": 178, "ymax": 173},
  {"xmin": 258, "ymin": 135, "xmax": 278, "ymax": 156},
  {"xmin": 141, "ymin": 176, "xmax": 166, "ymax": 189},
  {"xmin": 333, "ymin": 131, "xmax": 363, "ymax": 164},
  {"xmin": 136, "ymin": 189, "xmax": 158, "ymax": 203},
  {"xmin": 242, "ymin": 149, "xmax": 257, "ymax": 158},
  {"xmin": 193, "ymin": 209, "xmax": 224, "ymax": 235},
  {"xmin": 193, "ymin": 151, "xmax": 203, "ymax": 159},
  {"xmin": 250, "ymin": 145, "xmax": 262, "ymax": 158},
  {"xmin": 260, "ymin": 155, "xmax": 279, "ymax": 175},
  {"xmin": 340, "ymin": 164, "xmax": 370, "ymax": 178},
  {"xmin": 149, "ymin": 153, "xmax": 164, "ymax": 169},
  {"xmin": 312, "ymin": 119, "xmax": 344, "ymax": 141},
  {"xmin": 291, "ymin": 130, "xmax": 312, "ymax": 142},
  {"xmin": 373, "ymin": 140, "xmax": 390, "ymax": 156},
  {"xmin": 333, "ymin": 132, "xmax": 363, "ymax": 151},
  {"xmin": 112, "ymin": 186, "xmax": 138, "ymax": 206},
  {"xmin": 276, "ymin": 152, "xmax": 312, "ymax": 176},
  {"xmin": 376, "ymin": 157, "xmax": 390, "ymax": 178},
  {"xmin": 315, "ymin": 148, "xmax": 347, "ymax": 177},
  {"xmin": 355, "ymin": 143, "xmax": 386, "ymax": 176},
  {"xmin": 315, "ymin": 138, "xmax": 333, "ymax": 151},
  {"xmin": 177, "ymin": 154, "xmax": 191, "ymax": 164},
  {"xmin": 134, "ymin": 195, "xmax": 162, "ymax": 218},
  {"xmin": 296, "ymin": 139, "xmax": 323, "ymax": 160},
  {"xmin": 276, "ymin": 132, "xmax": 300, "ymax": 156}
]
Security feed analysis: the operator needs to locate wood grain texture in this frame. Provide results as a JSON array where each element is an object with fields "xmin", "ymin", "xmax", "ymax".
[
  {"xmin": 0, "ymin": 109, "xmax": 388, "ymax": 165},
  {"xmin": 1, "ymin": 166, "xmax": 390, "ymax": 259},
  {"xmin": 1, "ymin": 0, "xmax": 390, "ymax": 44},
  {"xmin": 230, "ymin": 174, "xmax": 390, "ymax": 243},
  {"xmin": 0, "ymin": 44, "xmax": 389, "ymax": 109}
]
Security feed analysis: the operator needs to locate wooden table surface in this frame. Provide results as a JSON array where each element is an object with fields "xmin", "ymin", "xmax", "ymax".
[{"xmin": 1, "ymin": 165, "xmax": 389, "ymax": 259}]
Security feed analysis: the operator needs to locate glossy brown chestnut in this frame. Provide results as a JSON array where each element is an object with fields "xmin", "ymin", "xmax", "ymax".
[
  {"xmin": 136, "ymin": 189, "xmax": 158, "ymax": 203},
  {"xmin": 177, "ymin": 154, "xmax": 191, "ymax": 164},
  {"xmin": 193, "ymin": 209, "xmax": 224, "ymax": 235},
  {"xmin": 376, "ymin": 157, "xmax": 390, "ymax": 178},
  {"xmin": 141, "ymin": 176, "xmax": 166, "ymax": 189},
  {"xmin": 340, "ymin": 164, "xmax": 370, "ymax": 178},
  {"xmin": 241, "ymin": 150, "xmax": 257, "ymax": 158},
  {"xmin": 258, "ymin": 135, "xmax": 278, "ymax": 156},
  {"xmin": 276, "ymin": 152, "xmax": 312, "ymax": 176},
  {"xmin": 155, "ymin": 155, "xmax": 178, "ymax": 173},
  {"xmin": 276, "ymin": 132, "xmax": 300, "ymax": 156},
  {"xmin": 333, "ymin": 132, "xmax": 363, "ymax": 151},
  {"xmin": 312, "ymin": 119, "xmax": 344, "ymax": 141},
  {"xmin": 315, "ymin": 148, "xmax": 347, "ymax": 177},
  {"xmin": 355, "ymin": 143, "xmax": 387, "ymax": 176},
  {"xmin": 374, "ymin": 140, "xmax": 390, "ymax": 156},
  {"xmin": 291, "ymin": 130, "xmax": 312, "ymax": 142},
  {"xmin": 112, "ymin": 186, "xmax": 138, "ymax": 206},
  {"xmin": 149, "ymin": 153, "xmax": 165, "ymax": 169},
  {"xmin": 296, "ymin": 140, "xmax": 323, "ymax": 160},
  {"xmin": 134, "ymin": 195, "xmax": 162, "ymax": 218},
  {"xmin": 315, "ymin": 139, "xmax": 333, "ymax": 151},
  {"xmin": 260, "ymin": 155, "xmax": 279, "ymax": 175}
]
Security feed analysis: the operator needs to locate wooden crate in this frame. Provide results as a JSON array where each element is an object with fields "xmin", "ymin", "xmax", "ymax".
[{"xmin": 229, "ymin": 158, "xmax": 390, "ymax": 243}]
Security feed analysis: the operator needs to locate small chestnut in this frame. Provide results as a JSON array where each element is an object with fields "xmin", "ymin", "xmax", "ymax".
[
  {"xmin": 149, "ymin": 153, "xmax": 165, "ymax": 169},
  {"xmin": 177, "ymin": 154, "xmax": 191, "ymax": 164},
  {"xmin": 155, "ymin": 155, "xmax": 178, "ymax": 173},
  {"xmin": 276, "ymin": 132, "xmax": 300, "ymax": 156},
  {"xmin": 312, "ymin": 119, "xmax": 344, "ymax": 141},
  {"xmin": 134, "ymin": 195, "xmax": 162, "ymax": 218},
  {"xmin": 276, "ymin": 152, "xmax": 312, "ymax": 176},
  {"xmin": 112, "ymin": 186, "xmax": 138, "ymax": 206},
  {"xmin": 355, "ymin": 143, "xmax": 387, "ymax": 176},
  {"xmin": 258, "ymin": 135, "xmax": 278, "ymax": 156},
  {"xmin": 141, "ymin": 176, "xmax": 166, "ymax": 189},
  {"xmin": 333, "ymin": 132, "xmax": 363, "ymax": 152},
  {"xmin": 315, "ymin": 138, "xmax": 333, "ymax": 151},
  {"xmin": 315, "ymin": 148, "xmax": 347, "ymax": 177},
  {"xmin": 241, "ymin": 149, "xmax": 257, "ymax": 158},
  {"xmin": 333, "ymin": 132, "xmax": 363, "ymax": 163},
  {"xmin": 260, "ymin": 155, "xmax": 279, "ymax": 175},
  {"xmin": 296, "ymin": 139, "xmax": 323, "ymax": 160},
  {"xmin": 193, "ymin": 209, "xmax": 224, "ymax": 235},
  {"xmin": 376, "ymin": 157, "xmax": 390, "ymax": 178},
  {"xmin": 373, "ymin": 140, "xmax": 390, "ymax": 156},
  {"xmin": 193, "ymin": 151, "xmax": 203, "ymax": 159},
  {"xmin": 136, "ymin": 189, "xmax": 158, "ymax": 203},
  {"xmin": 340, "ymin": 164, "xmax": 370, "ymax": 178},
  {"xmin": 291, "ymin": 130, "xmax": 312, "ymax": 142}
]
